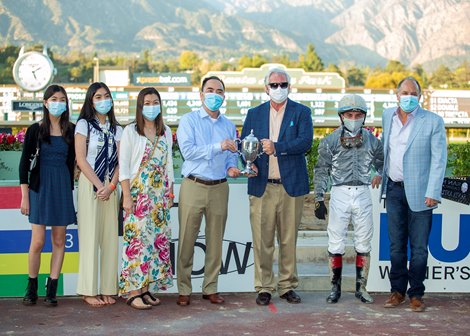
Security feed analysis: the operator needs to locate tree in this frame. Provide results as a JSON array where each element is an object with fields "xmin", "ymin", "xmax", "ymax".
[
  {"xmin": 430, "ymin": 65, "xmax": 455, "ymax": 89},
  {"xmin": 454, "ymin": 61, "xmax": 470, "ymax": 88},
  {"xmin": 384, "ymin": 60, "xmax": 406, "ymax": 73},
  {"xmin": 346, "ymin": 66, "xmax": 366, "ymax": 87},
  {"xmin": 179, "ymin": 50, "xmax": 201, "ymax": 71},
  {"xmin": 298, "ymin": 43, "xmax": 324, "ymax": 72},
  {"xmin": 325, "ymin": 63, "xmax": 342, "ymax": 77}
]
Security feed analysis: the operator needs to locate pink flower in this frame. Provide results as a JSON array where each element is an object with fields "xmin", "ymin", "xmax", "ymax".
[
  {"xmin": 121, "ymin": 268, "xmax": 130, "ymax": 278},
  {"xmin": 134, "ymin": 193, "xmax": 151, "ymax": 218},
  {"xmin": 140, "ymin": 261, "xmax": 150, "ymax": 274},
  {"xmin": 154, "ymin": 233, "xmax": 168, "ymax": 251},
  {"xmin": 125, "ymin": 237, "xmax": 143, "ymax": 259},
  {"xmin": 159, "ymin": 249, "xmax": 170, "ymax": 262},
  {"xmin": 16, "ymin": 129, "xmax": 25, "ymax": 143}
]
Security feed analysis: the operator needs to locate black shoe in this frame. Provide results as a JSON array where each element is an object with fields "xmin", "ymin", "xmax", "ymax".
[
  {"xmin": 326, "ymin": 283, "xmax": 341, "ymax": 304},
  {"xmin": 44, "ymin": 277, "xmax": 58, "ymax": 307},
  {"xmin": 23, "ymin": 277, "xmax": 38, "ymax": 306},
  {"xmin": 256, "ymin": 292, "xmax": 271, "ymax": 306},
  {"xmin": 280, "ymin": 290, "xmax": 301, "ymax": 304}
]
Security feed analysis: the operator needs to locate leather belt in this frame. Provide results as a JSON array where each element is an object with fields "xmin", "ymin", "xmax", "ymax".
[
  {"xmin": 187, "ymin": 175, "xmax": 227, "ymax": 186},
  {"xmin": 388, "ymin": 177, "xmax": 404, "ymax": 187},
  {"xmin": 267, "ymin": 179, "xmax": 282, "ymax": 184}
]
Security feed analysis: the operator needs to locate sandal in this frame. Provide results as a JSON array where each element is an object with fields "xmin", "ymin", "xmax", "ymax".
[
  {"xmin": 141, "ymin": 291, "xmax": 161, "ymax": 306},
  {"xmin": 126, "ymin": 295, "xmax": 152, "ymax": 310}
]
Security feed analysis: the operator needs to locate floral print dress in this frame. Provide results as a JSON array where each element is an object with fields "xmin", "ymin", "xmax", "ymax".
[{"xmin": 119, "ymin": 135, "xmax": 173, "ymax": 295}]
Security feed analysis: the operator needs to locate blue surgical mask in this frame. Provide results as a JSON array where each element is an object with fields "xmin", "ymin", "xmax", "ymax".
[
  {"xmin": 142, "ymin": 105, "xmax": 161, "ymax": 121},
  {"xmin": 94, "ymin": 99, "xmax": 113, "ymax": 115},
  {"xmin": 48, "ymin": 101, "xmax": 67, "ymax": 117},
  {"xmin": 399, "ymin": 95, "xmax": 419, "ymax": 113},
  {"xmin": 204, "ymin": 93, "xmax": 224, "ymax": 111}
]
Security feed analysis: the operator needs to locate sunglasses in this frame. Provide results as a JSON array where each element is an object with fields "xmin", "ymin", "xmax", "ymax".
[{"xmin": 268, "ymin": 82, "xmax": 289, "ymax": 89}]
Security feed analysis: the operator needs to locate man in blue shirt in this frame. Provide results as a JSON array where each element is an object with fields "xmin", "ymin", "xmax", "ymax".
[{"xmin": 176, "ymin": 76, "xmax": 240, "ymax": 306}]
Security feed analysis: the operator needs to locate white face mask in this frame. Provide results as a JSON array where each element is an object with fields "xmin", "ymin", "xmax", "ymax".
[
  {"xmin": 269, "ymin": 87, "xmax": 288, "ymax": 103},
  {"xmin": 343, "ymin": 117, "xmax": 364, "ymax": 134}
]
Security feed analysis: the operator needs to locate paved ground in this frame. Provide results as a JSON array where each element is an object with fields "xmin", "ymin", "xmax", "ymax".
[{"xmin": 1, "ymin": 292, "xmax": 469, "ymax": 335}]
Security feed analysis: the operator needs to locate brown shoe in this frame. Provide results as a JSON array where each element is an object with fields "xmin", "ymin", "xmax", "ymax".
[
  {"xmin": 410, "ymin": 297, "xmax": 425, "ymax": 312},
  {"xmin": 384, "ymin": 292, "xmax": 405, "ymax": 308},
  {"xmin": 176, "ymin": 295, "xmax": 190, "ymax": 306},
  {"xmin": 202, "ymin": 293, "xmax": 224, "ymax": 304}
]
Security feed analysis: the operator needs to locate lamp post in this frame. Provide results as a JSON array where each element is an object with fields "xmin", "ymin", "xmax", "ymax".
[{"xmin": 93, "ymin": 57, "xmax": 100, "ymax": 82}]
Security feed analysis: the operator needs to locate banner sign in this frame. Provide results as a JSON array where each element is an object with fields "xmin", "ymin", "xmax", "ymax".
[
  {"xmin": 0, "ymin": 184, "xmax": 254, "ymax": 297},
  {"xmin": 133, "ymin": 73, "xmax": 192, "ymax": 87},
  {"xmin": 11, "ymin": 100, "xmax": 43, "ymax": 112},
  {"xmin": 207, "ymin": 63, "xmax": 345, "ymax": 89},
  {"xmin": 369, "ymin": 188, "xmax": 470, "ymax": 292}
]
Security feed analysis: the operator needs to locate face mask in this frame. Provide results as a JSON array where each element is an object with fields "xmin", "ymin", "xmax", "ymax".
[
  {"xmin": 269, "ymin": 87, "xmax": 288, "ymax": 104},
  {"xmin": 47, "ymin": 101, "xmax": 67, "ymax": 117},
  {"xmin": 94, "ymin": 98, "xmax": 113, "ymax": 115},
  {"xmin": 399, "ymin": 95, "xmax": 419, "ymax": 113},
  {"xmin": 142, "ymin": 105, "xmax": 161, "ymax": 121},
  {"xmin": 342, "ymin": 116, "xmax": 364, "ymax": 134},
  {"xmin": 204, "ymin": 93, "xmax": 224, "ymax": 111}
]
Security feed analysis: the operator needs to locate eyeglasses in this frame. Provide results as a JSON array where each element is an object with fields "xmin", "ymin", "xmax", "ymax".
[{"xmin": 268, "ymin": 82, "xmax": 289, "ymax": 89}]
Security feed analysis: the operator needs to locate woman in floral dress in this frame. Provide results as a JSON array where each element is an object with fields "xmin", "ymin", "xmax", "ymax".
[{"xmin": 118, "ymin": 87, "xmax": 174, "ymax": 310}]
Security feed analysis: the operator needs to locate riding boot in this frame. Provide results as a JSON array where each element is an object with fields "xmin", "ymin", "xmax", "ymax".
[
  {"xmin": 22, "ymin": 277, "xmax": 38, "ymax": 305},
  {"xmin": 355, "ymin": 252, "xmax": 374, "ymax": 303},
  {"xmin": 44, "ymin": 277, "xmax": 58, "ymax": 307},
  {"xmin": 326, "ymin": 253, "xmax": 342, "ymax": 304}
]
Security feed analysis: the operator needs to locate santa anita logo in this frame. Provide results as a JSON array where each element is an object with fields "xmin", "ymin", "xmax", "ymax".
[{"xmin": 378, "ymin": 213, "xmax": 470, "ymax": 281}]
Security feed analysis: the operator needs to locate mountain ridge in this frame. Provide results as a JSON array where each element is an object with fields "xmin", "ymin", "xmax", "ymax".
[{"xmin": 0, "ymin": 0, "xmax": 468, "ymax": 70}]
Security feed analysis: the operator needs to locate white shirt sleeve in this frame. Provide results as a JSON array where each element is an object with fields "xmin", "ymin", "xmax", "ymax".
[{"xmin": 75, "ymin": 119, "xmax": 89, "ymax": 136}]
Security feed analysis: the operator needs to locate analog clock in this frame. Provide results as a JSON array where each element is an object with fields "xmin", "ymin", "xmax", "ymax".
[{"xmin": 12, "ymin": 47, "xmax": 55, "ymax": 92}]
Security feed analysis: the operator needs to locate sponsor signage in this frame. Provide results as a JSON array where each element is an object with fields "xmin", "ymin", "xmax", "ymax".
[
  {"xmin": 369, "ymin": 189, "xmax": 470, "ymax": 292},
  {"xmin": 11, "ymin": 100, "xmax": 43, "ymax": 112},
  {"xmin": 133, "ymin": 73, "xmax": 192, "ymax": 86},
  {"xmin": 207, "ymin": 63, "xmax": 346, "ymax": 89}
]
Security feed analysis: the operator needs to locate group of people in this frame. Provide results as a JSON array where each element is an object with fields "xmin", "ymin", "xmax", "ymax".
[{"xmin": 19, "ymin": 70, "xmax": 447, "ymax": 313}]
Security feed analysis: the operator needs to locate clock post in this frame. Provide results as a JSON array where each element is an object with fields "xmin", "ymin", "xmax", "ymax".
[{"xmin": 12, "ymin": 46, "xmax": 55, "ymax": 121}]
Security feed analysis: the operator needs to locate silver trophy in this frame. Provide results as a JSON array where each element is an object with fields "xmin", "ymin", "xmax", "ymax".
[{"xmin": 235, "ymin": 129, "xmax": 263, "ymax": 176}]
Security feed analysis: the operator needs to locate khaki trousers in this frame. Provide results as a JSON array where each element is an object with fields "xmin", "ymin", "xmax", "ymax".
[
  {"xmin": 76, "ymin": 175, "xmax": 119, "ymax": 296},
  {"xmin": 250, "ymin": 183, "xmax": 304, "ymax": 295},
  {"xmin": 177, "ymin": 178, "xmax": 229, "ymax": 295}
]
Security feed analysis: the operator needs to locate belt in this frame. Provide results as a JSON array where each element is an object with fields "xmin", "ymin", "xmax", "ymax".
[
  {"xmin": 187, "ymin": 175, "xmax": 227, "ymax": 186},
  {"xmin": 388, "ymin": 177, "xmax": 404, "ymax": 187},
  {"xmin": 267, "ymin": 179, "xmax": 282, "ymax": 184},
  {"xmin": 342, "ymin": 181, "xmax": 366, "ymax": 186}
]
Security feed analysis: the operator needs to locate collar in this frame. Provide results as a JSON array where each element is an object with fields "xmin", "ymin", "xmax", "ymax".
[{"xmin": 197, "ymin": 107, "xmax": 221, "ymax": 121}]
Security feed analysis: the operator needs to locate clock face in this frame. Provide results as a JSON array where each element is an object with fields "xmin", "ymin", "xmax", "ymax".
[{"xmin": 13, "ymin": 51, "xmax": 54, "ymax": 92}]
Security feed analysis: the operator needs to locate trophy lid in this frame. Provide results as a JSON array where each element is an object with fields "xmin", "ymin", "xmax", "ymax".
[{"xmin": 245, "ymin": 129, "xmax": 258, "ymax": 142}]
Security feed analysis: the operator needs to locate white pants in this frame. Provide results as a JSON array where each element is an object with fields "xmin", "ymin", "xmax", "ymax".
[{"xmin": 327, "ymin": 185, "xmax": 373, "ymax": 255}]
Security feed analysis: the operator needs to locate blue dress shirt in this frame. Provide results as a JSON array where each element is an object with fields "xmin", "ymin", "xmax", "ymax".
[{"xmin": 177, "ymin": 107, "xmax": 238, "ymax": 180}]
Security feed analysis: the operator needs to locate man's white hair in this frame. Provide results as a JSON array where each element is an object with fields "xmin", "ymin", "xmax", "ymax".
[{"xmin": 264, "ymin": 67, "xmax": 291, "ymax": 85}]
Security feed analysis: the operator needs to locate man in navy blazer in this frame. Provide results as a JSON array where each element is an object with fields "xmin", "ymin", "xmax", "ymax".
[
  {"xmin": 381, "ymin": 77, "xmax": 447, "ymax": 312},
  {"xmin": 241, "ymin": 67, "xmax": 313, "ymax": 306}
]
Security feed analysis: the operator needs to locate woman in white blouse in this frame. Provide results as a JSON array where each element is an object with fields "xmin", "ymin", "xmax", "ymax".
[
  {"xmin": 75, "ymin": 82, "xmax": 122, "ymax": 307},
  {"xmin": 118, "ymin": 87, "xmax": 174, "ymax": 310}
]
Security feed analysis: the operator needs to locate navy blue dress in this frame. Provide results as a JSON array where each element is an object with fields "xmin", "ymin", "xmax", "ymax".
[{"xmin": 29, "ymin": 136, "xmax": 76, "ymax": 226}]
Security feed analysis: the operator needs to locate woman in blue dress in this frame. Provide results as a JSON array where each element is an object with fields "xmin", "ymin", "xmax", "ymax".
[{"xmin": 19, "ymin": 84, "xmax": 76, "ymax": 307}]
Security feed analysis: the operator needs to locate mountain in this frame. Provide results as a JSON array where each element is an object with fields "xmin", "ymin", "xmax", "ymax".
[{"xmin": 0, "ymin": 0, "xmax": 469, "ymax": 70}]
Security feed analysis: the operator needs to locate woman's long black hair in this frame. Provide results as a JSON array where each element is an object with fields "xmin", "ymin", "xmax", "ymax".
[
  {"xmin": 77, "ymin": 82, "xmax": 119, "ymax": 133},
  {"xmin": 39, "ymin": 84, "xmax": 73, "ymax": 144}
]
